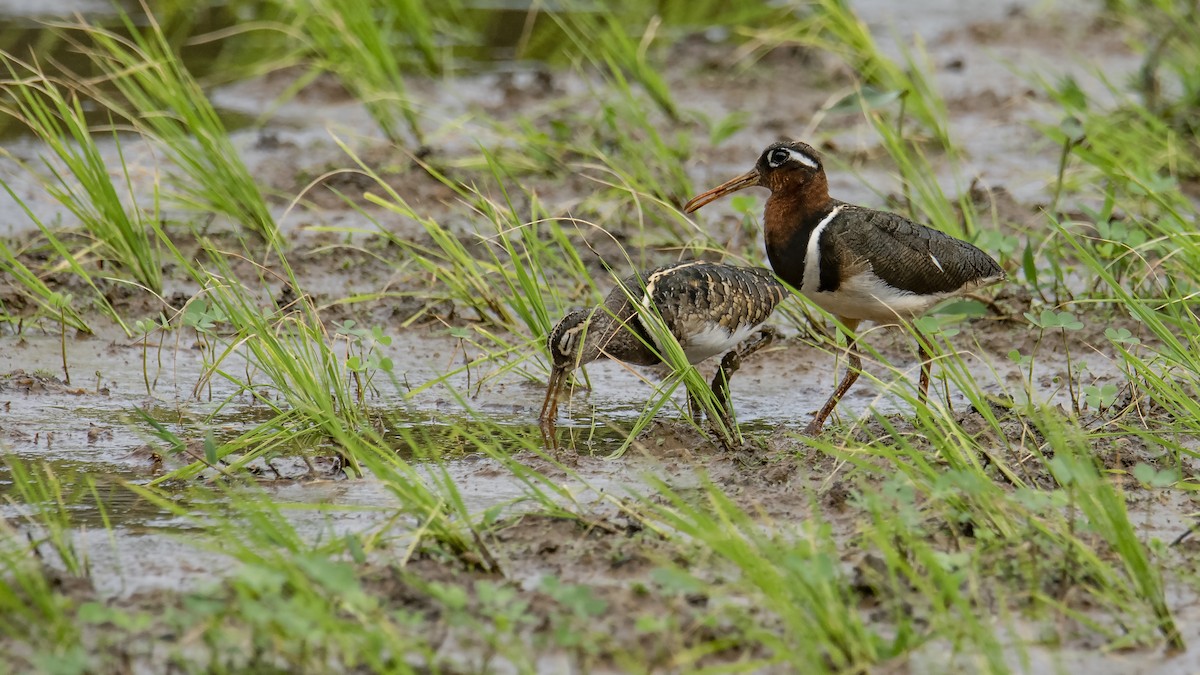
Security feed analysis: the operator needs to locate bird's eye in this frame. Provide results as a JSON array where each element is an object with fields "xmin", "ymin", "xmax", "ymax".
[{"xmin": 767, "ymin": 148, "xmax": 791, "ymax": 167}]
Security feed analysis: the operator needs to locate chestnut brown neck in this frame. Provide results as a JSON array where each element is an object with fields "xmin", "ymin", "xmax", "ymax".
[{"xmin": 762, "ymin": 172, "xmax": 835, "ymax": 287}]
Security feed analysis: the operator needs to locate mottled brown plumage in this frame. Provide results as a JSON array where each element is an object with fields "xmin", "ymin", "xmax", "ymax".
[
  {"xmin": 684, "ymin": 140, "xmax": 1005, "ymax": 434},
  {"xmin": 540, "ymin": 261, "xmax": 787, "ymax": 446}
]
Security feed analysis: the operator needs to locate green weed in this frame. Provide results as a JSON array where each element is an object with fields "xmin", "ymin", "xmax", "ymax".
[
  {"xmin": 61, "ymin": 8, "xmax": 278, "ymax": 242},
  {"xmin": 0, "ymin": 53, "xmax": 164, "ymax": 294}
]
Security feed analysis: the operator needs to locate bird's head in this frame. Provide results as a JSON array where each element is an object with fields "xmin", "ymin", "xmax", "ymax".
[{"xmin": 683, "ymin": 140, "xmax": 825, "ymax": 213}]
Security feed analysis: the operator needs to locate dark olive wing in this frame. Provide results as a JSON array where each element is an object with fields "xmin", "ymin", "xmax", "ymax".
[{"xmin": 825, "ymin": 207, "xmax": 1004, "ymax": 295}]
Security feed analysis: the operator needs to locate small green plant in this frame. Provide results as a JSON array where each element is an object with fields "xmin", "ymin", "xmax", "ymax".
[
  {"xmin": 333, "ymin": 320, "xmax": 394, "ymax": 404},
  {"xmin": 1023, "ymin": 308, "xmax": 1086, "ymax": 410},
  {"xmin": 134, "ymin": 315, "xmax": 171, "ymax": 395}
]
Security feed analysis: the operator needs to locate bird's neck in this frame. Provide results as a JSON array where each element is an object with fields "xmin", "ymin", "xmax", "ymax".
[
  {"xmin": 763, "ymin": 177, "xmax": 836, "ymax": 288},
  {"xmin": 573, "ymin": 311, "xmax": 617, "ymax": 367},
  {"xmin": 574, "ymin": 309, "xmax": 634, "ymax": 363}
]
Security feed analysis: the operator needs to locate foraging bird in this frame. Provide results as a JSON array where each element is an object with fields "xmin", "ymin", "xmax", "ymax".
[
  {"xmin": 684, "ymin": 140, "xmax": 1005, "ymax": 435},
  {"xmin": 540, "ymin": 261, "xmax": 787, "ymax": 446}
]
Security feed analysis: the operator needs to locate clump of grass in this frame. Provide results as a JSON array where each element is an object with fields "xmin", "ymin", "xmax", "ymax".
[
  {"xmin": 477, "ymin": 91, "xmax": 708, "ymax": 242},
  {"xmin": 125, "ymin": 476, "xmax": 458, "ymax": 669},
  {"xmin": 137, "ymin": 413, "xmax": 497, "ymax": 566},
  {"xmin": 637, "ymin": 475, "xmax": 913, "ymax": 672},
  {"xmin": 60, "ymin": 7, "xmax": 278, "ymax": 242},
  {"xmin": 736, "ymin": 0, "xmax": 953, "ymax": 150},
  {"xmin": 1033, "ymin": 407, "xmax": 1182, "ymax": 650},
  {"xmin": 1055, "ymin": 213, "xmax": 1200, "ymax": 439},
  {"xmin": 322, "ymin": 139, "xmax": 599, "ymax": 382},
  {"xmin": 0, "ymin": 460, "xmax": 111, "ymax": 667},
  {"xmin": 0, "ymin": 52, "xmax": 163, "ymax": 295},
  {"xmin": 0, "ymin": 176, "xmax": 135, "ymax": 334},
  {"xmin": 1104, "ymin": 0, "xmax": 1200, "ymax": 134},
  {"xmin": 1039, "ymin": 74, "xmax": 1200, "ymax": 204},
  {"xmin": 145, "ymin": 246, "xmax": 372, "ymax": 477},
  {"xmin": 813, "ymin": 364, "xmax": 1186, "ymax": 651},
  {"xmin": 861, "ymin": 101, "xmax": 976, "ymax": 240},
  {"xmin": 285, "ymin": 0, "xmax": 430, "ymax": 145},
  {"xmin": 551, "ymin": 9, "xmax": 680, "ymax": 121},
  {"xmin": 2, "ymin": 460, "xmax": 97, "ymax": 579}
]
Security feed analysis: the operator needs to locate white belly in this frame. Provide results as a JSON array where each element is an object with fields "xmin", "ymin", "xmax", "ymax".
[
  {"xmin": 805, "ymin": 272, "xmax": 945, "ymax": 323},
  {"xmin": 679, "ymin": 321, "xmax": 763, "ymax": 363}
]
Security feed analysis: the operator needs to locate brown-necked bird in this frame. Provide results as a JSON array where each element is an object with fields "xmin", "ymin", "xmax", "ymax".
[
  {"xmin": 684, "ymin": 140, "xmax": 1005, "ymax": 435},
  {"xmin": 540, "ymin": 261, "xmax": 787, "ymax": 445}
]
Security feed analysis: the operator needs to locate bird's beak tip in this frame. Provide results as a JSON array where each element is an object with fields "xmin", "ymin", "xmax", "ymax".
[{"xmin": 682, "ymin": 169, "xmax": 761, "ymax": 214}]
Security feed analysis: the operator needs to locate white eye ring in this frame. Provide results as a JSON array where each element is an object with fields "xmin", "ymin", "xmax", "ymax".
[{"xmin": 767, "ymin": 147, "xmax": 818, "ymax": 170}]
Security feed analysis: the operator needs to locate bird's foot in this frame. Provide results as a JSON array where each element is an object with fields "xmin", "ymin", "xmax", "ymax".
[
  {"xmin": 704, "ymin": 416, "xmax": 743, "ymax": 451},
  {"xmin": 539, "ymin": 420, "xmax": 559, "ymax": 453},
  {"xmin": 802, "ymin": 419, "xmax": 824, "ymax": 437}
]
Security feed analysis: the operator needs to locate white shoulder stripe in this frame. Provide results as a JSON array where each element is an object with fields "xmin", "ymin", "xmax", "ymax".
[
  {"xmin": 640, "ymin": 261, "xmax": 703, "ymax": 310},
  {"xmin": 801, "ymin": 205, "xmax": 844, "ymax": 293}
]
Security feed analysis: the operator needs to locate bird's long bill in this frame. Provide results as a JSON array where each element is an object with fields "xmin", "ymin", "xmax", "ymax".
[
  {"xmin": 538, "ymin": 366, "xmax": 568, "ymax": 446},
  {"xmin": 682, "ymin": 169, "xmax": 760, "ymax": 213}
]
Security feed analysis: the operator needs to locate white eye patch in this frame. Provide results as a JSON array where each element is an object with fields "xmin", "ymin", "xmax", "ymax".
[
  {"xmin": 766, "ymin": 146, "xmax": 818, "ymax": 170},
  {"xmin": 557, "ymin": 323, "xmax": 586, "ymax": 356}
]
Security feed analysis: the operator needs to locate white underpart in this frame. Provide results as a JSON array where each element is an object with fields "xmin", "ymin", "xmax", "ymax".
[
  {"xmin": 681, "ymin": 321, "xmax": 762, "ymax": 364},
  {"xmin": 802, "ymin": 205, "xmax": 947, "ymax": 323},
  {"xmin": 811, "ymin": 273, "xmax": 948, "ymax": 323}
]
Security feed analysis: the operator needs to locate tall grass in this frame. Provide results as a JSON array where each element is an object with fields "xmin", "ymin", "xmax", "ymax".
[
  {"xmin": 59, "ymin": 8, "xmax": 278, "ymax": 243},
  {"xmin": 286, "ymin": 0, "xmax": 428, "ymax": 144},
  {"xmin": 0, "ymin": 54, "xmax": 163, "ymax": 295},
  {"xmin": 318, "ymin": 138, "xmax": 601, "ymax": 385},
  {"xmin": 145, "ymin": 243, "xmax": 373, "ymax": 478}
]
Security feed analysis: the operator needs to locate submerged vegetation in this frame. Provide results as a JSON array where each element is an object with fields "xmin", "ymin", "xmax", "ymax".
[{"xmin": 1, "ymin": 0, "xmax": 1199, "ymax": 672}]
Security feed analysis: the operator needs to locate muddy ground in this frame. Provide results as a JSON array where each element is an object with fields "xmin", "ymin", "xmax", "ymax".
[{"xmin": 4, "ymin": 0, "xmax": 1200, "ymax": 672}]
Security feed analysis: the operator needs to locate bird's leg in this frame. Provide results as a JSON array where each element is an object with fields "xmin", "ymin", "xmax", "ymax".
[
  {"xmin": 915, "ymin": 327, "xmax": 931, "ymax": 406},
  {"xmin": 707, "ymin": 326, "xmax": 781, "ymax": 445},
  {"xmin": 702, "ymin": 362, "xmax": 736, "ymax": 448},
  {"xmin": 687, "ymin": 390, "xmax": 703, "ymax": 424},
  {"xmin": 710, "ymin": 326, "xmax": 782, "ymax": 417},
  {"xmin": 804, "ymin": 318, "xmax": 862, "ymax": 436}
]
